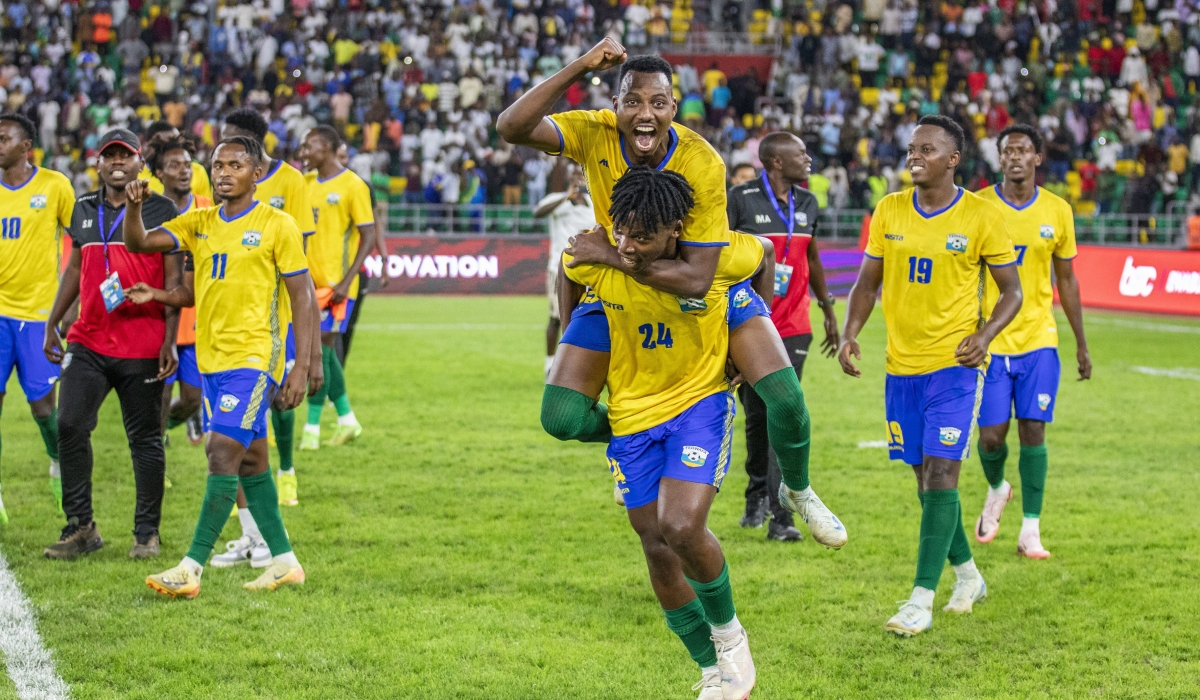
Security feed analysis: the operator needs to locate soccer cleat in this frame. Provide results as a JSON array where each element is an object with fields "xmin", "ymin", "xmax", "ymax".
[
  {"xmin": 211, "ymin": 535, "xmax": 257, "ymax": 568},
  {"xmin": 299, "ymin": 430, "xmax": 320, "ymax": 451},
  {"xmin": 712, "ymin": 627, "xmax": 755, "ymax": 700},
  {"xmin": 277, "ymin": 471, "xmax": 298, "ymax": 506},
  {"xmin": 243, "ymin": 561, "xmax": 306, "ymax": 591},
  {"xmin": 250, "ymin": 541, "xmax": 272, "ymax": 568},
  {"xmin": 186, "ymin": 413, "xmax": 204, "ymax": 445},
  {"xmin": 886, "ymin": 600, "xmax": 933, "ymax": 637},
  {"xmin": 146, "ymin": 564, "xmax": 201, "ymax": 599},
  {"xmin": 50, "ymin": 476, "xmax": 63, "ymax": 514},
  {"xmin": 691, "ymin": 668, "xmax": 724, "ymax": 700},
  {"xmin": 779, "ymin": 484, "xmax": 848, "ymax": 549},
  {"xmin": 613, "ymin": 483, "xmax": 625, "ymax": 506},
  {"xmin": 327, "ymin": 420, "xmax": 363, "ymax": 446},
  {"xmin": 1017, "ymin": 529, "xmax": 1052, "ymax": 559},
  {"xmin": 943, "ymin": 574, "xmax": 987, "ymax": 613},
  {"xmin": 129, "ymin": 533, "xmax": 161, "ymax": 559},
  {"xmin": 163, "ymin": 475, "xmax": 172, "ymax": 489},
  {"xmin": 975, "ymin": 481, "xmax": 1012, "ymax": 543},
  {"xmin": 739, "ymin": 495, "xmax": 768, "ymax": 528},
  {"xmin": 767, "ymin": 520, "xmax": 804, "ymax": 542},
  {"xmin": 44, "ymin": 521, "xmax": 104, "ymax": 559}
]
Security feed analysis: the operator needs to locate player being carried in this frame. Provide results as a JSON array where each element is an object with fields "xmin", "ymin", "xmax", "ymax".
[
  {"xmin": 562, "ymin": 167, "xmax": 763, "ymax": 700},
  {"xmin": 838, "ymin": 115, "xmax": 1024, "ymax": 637},
  {"xmin": 973, "ymin": 124, "xmax": 1091, "ymax": 559},
  {"xmin": 123, "ymin": 136, "xmax": 322, "ymax": 598},
  {"xmin": 497, "ymin": 39, "xmax": 846, "ymax": 549}
]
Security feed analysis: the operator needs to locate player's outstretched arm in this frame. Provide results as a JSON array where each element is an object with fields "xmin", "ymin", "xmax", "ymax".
[
  {"xmin": 956, "ymin": 263, "xmax": 1023, "ymax": 368},
  {"xmin": 43, "ymin": 248, "xmax": 83, "ymax": 365},
  {"xmin": 838, "ymin": 256, "xmax": 883, "ymax": 378},
  {"xmin": 333, "ymin": 223, "xmax": 376, "ymax": 304},
  {"xmin": 1053, "ymin": 256, "xmax": 1091, "ymax": 380},
  {"xmin": 122, "ymin": 180, "xmax": 180, "ymax": 253},
  {"xmin": 126, "ymin": 271, "xmax": 195, "ymax": 307},
  {"xmin": 282, "ymin": 272, "xmax": 320, "ymax": 408},
  {"xmin": 496, "ymin": 37, "xmax": 626, "ymax": 152}
]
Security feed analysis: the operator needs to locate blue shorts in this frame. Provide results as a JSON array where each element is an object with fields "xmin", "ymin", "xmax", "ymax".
[
  {"xmin": 978, "ymin": 348, "xmax": 1061, "ymax": 426},
  {"xmin": 201, "ymin": 369, "xmax": 277, "ymax": 448},
  {"xmin": 607, "ymin": 392, "xmax": 736, "ymax": 510},
  {"xmin": 885, "ymin": 366, "xmax": 985, "ymax": 465},
  {"xmin": 0, "ymin": 317, "xmax": 59, "ymax": 401},
  {"xmin": 281, "ymin": 325, "xmax": 297, "ymax": 385},
  {"xmin": 726, "ymin": 279, "xmax": 771, "ymax": 331},
  {"xmin": 320, "ymin": 298, "xmax": 356, "ymax": 333},
  {"xmin": 165, "ymin": 344, "xmax": 201, "ymax": 388}
]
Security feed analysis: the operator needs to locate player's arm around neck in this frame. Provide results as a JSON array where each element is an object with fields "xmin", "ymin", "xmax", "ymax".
[
  {"xmin": 122, "ymin": 180, "xmax": 177, "ymax": 253},
  {"xmin": 565, "ymin": 225, "xmax": 720, "ymax": 298},
  {"xmin": 955, "ymin": 263, "xmax": 1023, "ymax": 368},
  {"xmin": 283, "ymin": 273, "xmax": 320, "ymax": 408},
  {"xmin": 838, "ymin": 256, "xmax": 884, "ymax": 378},
  {"xmin": 1052, "ymin": 256, "xmax": 1091, "ymax": 380}
]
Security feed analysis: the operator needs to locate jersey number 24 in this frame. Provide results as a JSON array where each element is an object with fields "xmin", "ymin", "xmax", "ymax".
[{"xmin": 638, "ymin": 323, "xmax": 673, "ymax": 349}]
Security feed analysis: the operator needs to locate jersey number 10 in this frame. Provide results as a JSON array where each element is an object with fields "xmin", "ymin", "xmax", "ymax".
[
  {"xmin": 0, "ymin": 217, "xmax": 21, "ymax": 240},
  {"xmin": 638, "ymin": 323, "xmax": 674, "ymax": 349},
  {"xmin": 907, "ymin": 256, "xmax": 932, "ymax": 284}
]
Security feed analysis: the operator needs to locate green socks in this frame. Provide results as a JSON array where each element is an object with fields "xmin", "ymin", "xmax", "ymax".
[
  {"xmin": 918, "ymin": 490, "xmax": 973, "ymax": 568},
  {"xmin": 34, "ymin": 409, "xmax": 58, "ymax": 460},
  {"xmin": 663, "ymin": 598, "xmax": 718, "ymax": 668},
  {"xmin": 540, "ymin": 385, "xmax": 612, "ymax": 443},
  {"xmin": 1019, "ymin": 444, "xmax": 1048, "ymax": 518},
  {"xmin": 686, "ymin": 561, "xmax": 736, "ymax": 627},
  {"xmin": 914, "ymin": 488, "xmax": 960, "ymax": 590},
  {"xmin": 752, "ymin": 367, "xmax": 811, "ymax": 490},
  {"xmin": 309, "ymin": 345, "xmax": 351, "ymax": 422},
  {"xmin": 241, "ymin": 471, "xmax": 292, "ymax": 556},
  {"xmin": 186, "ymin": 475, "xmax": 240, "ymax": 563},
  {"xmin": 272, "ymin": 408, "xmax": 295, "ymax": 471},
  {"xmin": 978, "ymin": 441, "xmax": 1008, "ymax": 489}
]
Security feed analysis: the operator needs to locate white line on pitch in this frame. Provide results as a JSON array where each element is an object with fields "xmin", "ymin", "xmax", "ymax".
[
  {"xmin": 1131, "ymin": 366, "xmax": 1200, "ymax": 381},
  {"xmin": 355, "ymin": 323, "xmax": 544, "ymax": 331},
  {"xmin": 1088, "ymin": 317, "xmax": 1200, "ymax": 335},
  {"xmin": 857, "ymin": 440, "xmax": 889, "ymax": 448},
  {"xmin": 0, "ymin": 549, "xmax": 70, "ymax": 700}
]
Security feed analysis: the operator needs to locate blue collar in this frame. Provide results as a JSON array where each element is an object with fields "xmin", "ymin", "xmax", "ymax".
[
  {"xmin": 219, "ymin": 199, "xmax": 259, "ymax": 222},
  {"xmin": 180, "ymin": 194, "xmax": 194, "ymax": 213},
  {"xmin": 619, "ymin": 127, "xmax": 679, "ymax": 171},
  {"xmin": 913, "ymin": 187, "xmax": 963, "ymax": 219},
  {"xmin": 1, "ymin": 165, "xmax": 37, "ymax": 191},
  {"xmin": 257, "ymin": 159, "xmax": 282, "ymax": 183},
  {"xmin": 317, "ymin": 166, "xmax": 346, "ymax": 184},
  {"xmin": 993, "ymin": 184, "xmax": 1038, "ymax": 211}
]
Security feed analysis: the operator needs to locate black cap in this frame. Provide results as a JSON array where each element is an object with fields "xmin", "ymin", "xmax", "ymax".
[{"xmin": 97, "ymin": 128, "xmax": 141, "ymax": 155}]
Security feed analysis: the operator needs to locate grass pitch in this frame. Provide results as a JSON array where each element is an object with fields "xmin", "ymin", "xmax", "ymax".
[{"xmin": 0, "ymin": 295, "xmax": 1198, "ymax": 699}]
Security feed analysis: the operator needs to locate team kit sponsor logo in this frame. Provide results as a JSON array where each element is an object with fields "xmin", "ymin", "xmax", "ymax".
[{"xmin": 681, "ymin": 446, "xmax": 709, "ymax": 468}]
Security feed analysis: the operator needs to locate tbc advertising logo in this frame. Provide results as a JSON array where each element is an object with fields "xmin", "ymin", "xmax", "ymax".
[{"xmin": 1118, "ymin": 256, "xmax": 1157, "ymax": 297}]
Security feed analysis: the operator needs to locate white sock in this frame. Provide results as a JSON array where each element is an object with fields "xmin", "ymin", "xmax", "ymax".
[
  {"xmin": 49, "ymin": 459, "xmax": 61, "ymax": 478},
  {"xmin": 278, "ymin": 467, "xmax": 296, "ymax": 476},
  {"xmin": 274, "ymin": 551, "xmax": 301, "ymax": 568},
  {"xmin": 337, "ymin": 411, "xmax": 357, "ymax": 427},
  {"xmin": 712, "ymin": 614, "xmax": 743, "ymax": 637},
  {"xmin": 303, "ymin": 423, "xmax": 320, "ymax": 435},
  {"xmin": 910, "ymin": 586, "xmax": 935, "ymax": 609},
  {"xmin": 953, "ymin": 558, "xmax": 979, "ymax": 580},
  {"xmin": 1021, "ymin": 516, "xmax": 1040, "ymax": 536},
  {"xmin": 238, "ymin": 508, "xmax": 262, "ymax": 541},
  {"xmin": 181, "ymin": 556, "xmax": 204, "ymax": 577},
  {"xmin": 700, "ymin": 665, "xmax": 720, "ymax": 678},
  {"xmin": 988, "ymin": 480, "xmax": 1010, "ymax": 498}
]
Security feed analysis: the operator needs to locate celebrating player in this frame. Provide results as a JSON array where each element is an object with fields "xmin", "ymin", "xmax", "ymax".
[
  {"xmin": 298, "ymin": 126, "xmax": 376, "ymax": 449},
  {"xmin": 561, "ymin": 167, "xmax": 761, "ymax": 700},
  {"xmin": 124, "ymin": 136, "xmax": 321, "ymax": 597},
  {"xmin": 973, "ymin": 124, "xmax": 1091, "ymax": 558},
  {"xmin": 498, "ymin": 40, "xmax": 846, "ymax": 548},
  {"xmin": 838, "ymin": 115, "xmax": 1023, "ymax": 637},
  {"xmin": 0, "ymin": 113, "xmax": 74, "ymax": 522}
]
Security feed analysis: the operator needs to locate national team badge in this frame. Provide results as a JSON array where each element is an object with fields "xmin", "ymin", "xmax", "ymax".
[
  {"xmin": 938, "ymin": 427, "xmax": 962, "ymax": 445},
  {"xmin": 732, "ymin": 288, "xmax": 751, "ymax": 308},
  {"xmin": 326, "ymin": 193, "xmax": 341, "ymax": 204},
  {"xmin": 1039, "ymin": 225, "xmax": 1055, "ymax": 239},
  {"xmin": 677, "ymin": 296, "xmax": 708, "ymax": 312},
  {"xmin": 1037, "ymin": 393, "xmax": 1051, "ymax": 410},
  {"xmin": 219, "ymin": 394, "xmax": 240, "ymax": 412},
  {"xmin": 681, "ymin": 446, "xmax": 709, "ymax": 468},
  {"xmin": 242, "ymin": 230, "xmax": 262, "ymax": 247},
  {"xmin": 270, "ymin": 196, "xmax": 286, "ymax": 209},
  {"xmin": 795, "ymin": 211, "xmax": 808, "ymax": 226},
  {"xmin": 29, "ymin": 194, "xmax": 47, "ymax": 209},
  {"xmin": 945, "ymin": 233, "xmax": 968, "ymax": 253}
]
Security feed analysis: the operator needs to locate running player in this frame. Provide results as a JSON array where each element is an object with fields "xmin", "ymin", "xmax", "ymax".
[
  {"xmin": 138, "ymin": 121, "xmax": 213, "ymax": 200},
  {"xmin": 838, "ymin": 115, "xmax": 1023, "ymax": 636},
  {"xmin": 560, "ymin": 167, "xmax": 759, "ymax": 700},
  {"xmin": 298, "ymin": 126, "xmax": 376, "ymax": 449},
  {"xmin": 498, "ymin": 39, "xmax": 846, "ymax": 548},
  {"xmin": 973, "ymin": 124, "xmax": 1091, "ymax": 558},
  {"xmin": 125, "ymin": 136, "xmax": 321, "ymax": 597},
  {"xmin": 0, "ymin": 113, "xmax": 74, "ymax": 522}
]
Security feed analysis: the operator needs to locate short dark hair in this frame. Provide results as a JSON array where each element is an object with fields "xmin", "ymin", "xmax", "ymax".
[
  {"xmin": 619, "ymin": 55, "xmax": 673, "ymax": 90},
  {"xmin": 146, "ymin": 135, "xmax": 192, "ymax": 177},
  {"xmin": 998, "ymin": 123, "xmax": 1044, "ymax": 153},
  {"xmin": 733, "ymin": 163, "xmax": 757, "ymax": 175},
  {"xmin": 0, "ymin": 113, "xmax": 36, "ymax": 143},
  {"xmin": 311, "ymin": 125, "xmax": 341, "ymax": 151},
  {"xmin": 215, "ymin": 135, "xmax": 264, "ymax": 165},
  {"xmin": 224, "ymin": 107, "xmax": 269, "ymax": 142},
  {"xmin": 609, "ymin": 165, "xmax": 695, "ymax": 236},
  {"xmin": 916, "ymin": 114, "xmax": 966, "ymax": 155},
  {"xmin": 144, "ymin": 120, "xmax": 178, "ymax": 141},
  {"xmin": 758, "ymin": 131, "xmax": 802, "ymax": 164}
]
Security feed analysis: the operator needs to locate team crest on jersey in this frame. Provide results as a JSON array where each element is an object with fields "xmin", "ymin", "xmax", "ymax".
[
  {"xmin": 938, "ymin": 427, "xmax": 962, "ymax": 445},
  {"xmin": 1037, "ymin": 393, "xmax": 1051, "ymax": 410},
  {"xmin": 945, "ymin": 233, "xmax": 968, "ymax": 253},
  {"xmin": 681, "ymin": 445, "xmax": 709, "ymax": 468},
  {"xmin": 29, "ymin": 194, "xmax": 47, "ymax": 209},
  {"xmin": 1039, "ymin": 225, "xmax": 1055, "ymax": 239},
  {"xmin": 219, "ymin": 394, "xmax": 240, "ymax": 412},
  {"xmin": 677, "ymin": 296, "xmax": 707, "ymax": 312},
  {"xmin": 795, "ymin": 212, "xmax": 807, "ymax": 226},
  {"xmin": 242, "ymin": 230, "xmax": 262, "ymax": 247},
  {"xmin": 732, "ymin": 288, "xmax": 752, "ymax": 308},
  {"xmin": 269, "ymin": 196, "xmax": 286, "ymax": 209},
  {"xmin": 326, "ymin": 193, "xmax": 341, "ymax": 204}
]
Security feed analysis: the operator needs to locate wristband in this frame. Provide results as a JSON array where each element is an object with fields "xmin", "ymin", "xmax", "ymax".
[{"xmin": 817, "ymin": 294, "xmax": 836, "ymax": 310}]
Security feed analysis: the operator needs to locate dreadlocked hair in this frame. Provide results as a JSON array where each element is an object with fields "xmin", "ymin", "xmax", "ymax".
[
  {"xmin": 608, "ymin": 166, "xmax": 694, "ymax": 237},
  {"xmin": 146, "ymin": 134, "xmax": 193, "ymax": 177}
]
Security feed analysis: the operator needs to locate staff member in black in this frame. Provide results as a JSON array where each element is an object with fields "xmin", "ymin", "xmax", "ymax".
[
  {"xmin": 41, "ymin": 129, "xmax": 181, "ymax": 560},
  {"xmin": 727, "ymin": 132, "xmax": 839, "ymax": 541}
]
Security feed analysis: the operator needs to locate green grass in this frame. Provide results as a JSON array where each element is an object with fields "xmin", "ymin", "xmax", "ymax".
[{"xmin": 1, "ymin": 296, "xmax": 1198, "ymax": 699}]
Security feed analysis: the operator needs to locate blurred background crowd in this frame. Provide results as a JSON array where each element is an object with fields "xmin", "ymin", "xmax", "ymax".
[{"xmin": 3, "ymin": 0, "xmax": 1199, "ymax": 215}]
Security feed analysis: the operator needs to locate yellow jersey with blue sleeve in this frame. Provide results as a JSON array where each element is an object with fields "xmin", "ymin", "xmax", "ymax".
[
  {"xmin": 141, "ymin": 162, "xmax": 214, "ymax": 200},
  {"xmin": 865, "ymin": 187, "xmax": 1017, "ymax": 376},
  {"xmin": 306, "ymin": 168, "xmax": 374, "ymax": 298},
  {"xmin": 563, "ymin": 232, "xmax": 763, "ymax": 436},
  {"xmin": 546, "ymin": 110, "xmax": 729, "ymax": 248},
  {"xmin": 976, "ymin": 185, "xmax": 1077, "ymax": 356},
  {"xmin": 160, "ymin": 200, "xmax": 308, "ymax": 383},
  {"xmin": 254, "ymin": 159, "xmax": 317, "ymax": 236},
  {"xmin": 0, "ymin": 166, "xmax": 74, "ymax": 321}
]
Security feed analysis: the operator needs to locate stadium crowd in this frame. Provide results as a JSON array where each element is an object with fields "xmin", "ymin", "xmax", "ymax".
[{"xmin": 2, "ymin": 0, "xmax": 1199, "ymax": 214}]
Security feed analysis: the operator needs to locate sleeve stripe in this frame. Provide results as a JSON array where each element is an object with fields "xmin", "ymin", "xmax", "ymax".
[
  {"xmin": 678, "ymin": 241, "xmax": 730, "ymax": 247},
  {"xmin": 302, "ymin": 230, "xmax": 316, "ymax": 236},
  {"xmin": 546, "ymin": 117, "xmax": 565, "ymax": 157},
  {"xmin": 1053, "ymin": 254, "xmax": 1077, "ymax": 261},
  {"xmin": 863, "ymin": 253, "xmax": 883, "ymax": 260},
  {"xmin": 162, "ymin": 228, "xmax": 182, "ymax": 253},
  {"xmin": 356, "ymin": 222, "xmax": 375, "ymax": 228},
  {"xmin": 281, "ymin": 268, "xmax": 309, "ymax": 277},
  {"xmin": 987, "ymin": 260, "xmax": 1018, "ymax": 268}
]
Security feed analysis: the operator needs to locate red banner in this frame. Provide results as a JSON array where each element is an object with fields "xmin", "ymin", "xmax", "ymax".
[
  {"xmin": 365, "ymin": 236, "xmax": 548, "ymax": 294},
  {"xmin": 1072, "ymin": 245, "xmax": 1200, "ymax": 316}
]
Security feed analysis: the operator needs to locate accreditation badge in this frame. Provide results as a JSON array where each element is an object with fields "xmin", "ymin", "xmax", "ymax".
[
  {"xmin": 774, "ymin": 262, "xmax": 793, "ymax": 297},
  {"xmin": 100, "ymin": 271, "xmax": 126, "ymax": 312}
]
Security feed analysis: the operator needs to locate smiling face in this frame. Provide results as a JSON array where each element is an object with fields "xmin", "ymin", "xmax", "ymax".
[
  {"xmin": 999, "ymin": 132, "xmax": 1041, "ymax": 185},
  {"xmin": 612, "ymin": 71, "xmax": 677, "ymax": 165},
  {"xmin": 613, "ymin": 217, "xmax": 681, "ymax": 273},
  {"xmin": 299, "ymin": 130, "xmax": 333, "ymax": 171},
  {"xmin": 906, "ymin": 124, "xmax": 960, "ymax": 187},
  {"xmin": 0, "ymin": 122, "xmax": 31, "ymax": 170},
  {"xmin": 210, "ymin": 142, "xmax": 262, "ymax": 201},
  {"xmin": 97, "ymin": 144, "xmax": 143, "ymax": 190}
]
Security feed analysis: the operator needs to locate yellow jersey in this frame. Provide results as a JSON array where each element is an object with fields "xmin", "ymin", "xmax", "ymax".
[
  {"xmin": 161, "ymin": 200, "xmax": 309, "ymax": 383},
  {"xmin": 141, "ymin": 162, "xmax": 214, "ymax": 200},
  {"xmin": 254, "ymin": 159, "xmax": 316, "ymax": 236},
  {"xmin": 0, "ymin": 166, "xmax": 74, "ymax": 321},
  {"xmin": 547, "ymin": 110, "xmax": 729, "ymax": 247},
  {"xmin": 976, "ymin": 185, "xmax": 1077, "ymax": 356},
  {"xmin": 865, "ymin": 188, "xmax": 1017, "ymax": 376},
  {"xmin": 305, "ymin": 168, "xmax": 374, "ymax": 298},
  {"xmin": 564, "ymin": 232, "xmax": 763, "ymax": 436}
]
